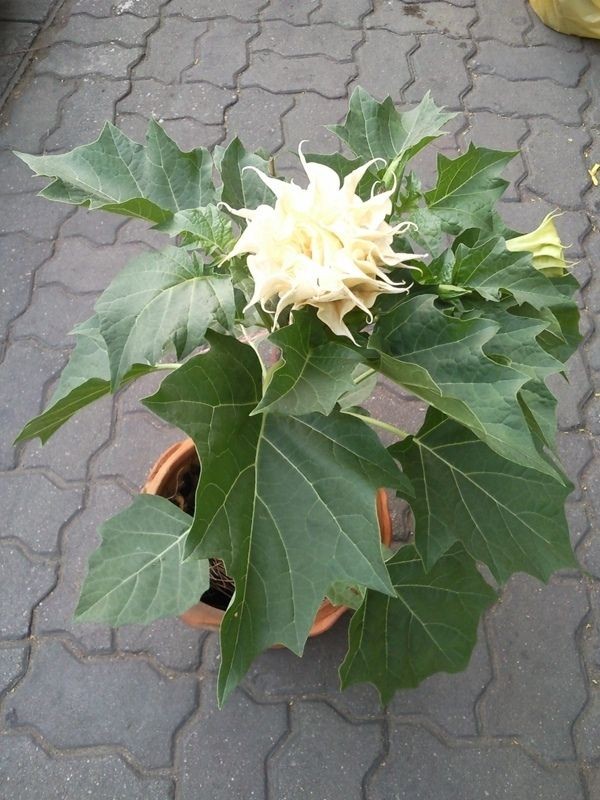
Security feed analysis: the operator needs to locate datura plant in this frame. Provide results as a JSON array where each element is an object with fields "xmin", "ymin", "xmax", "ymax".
[{"xmin": 15, "ymin": 88, "xmax": 580, "ymax": 706}]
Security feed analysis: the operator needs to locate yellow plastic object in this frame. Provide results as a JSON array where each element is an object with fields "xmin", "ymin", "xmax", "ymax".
[{"xmin": 530, "ymin": 0, "xmax": 600, "ymax": 38}]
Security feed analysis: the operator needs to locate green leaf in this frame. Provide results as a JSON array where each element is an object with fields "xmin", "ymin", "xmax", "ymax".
[
  {"xmin": 14, "ymin": 316, "xmax": 155, "ymax": 444},
  {"xmin": 253, "ymin": 312, "xmax": 364, "ymax": 416},
  {"xmin": 449, "ymin": 235, "xmax": 567, "ymax": 309},
  {"xmin": 519, "ymin": 380, "xmax": 558, "ymax": 450},
  {"xmin": 16, "ymin": 120, "xmax": 215, "ymax": 223},
  {"xmin": 370, "ymin": 294, "xmax": 558, "ymax": 478},
  {"xmin": 217, "ymin": 137, "xmax": 275, "ymax": 213},
  {"xmin": 327, "ymin": 581, "xmax": 365, "ymax": 610},
  {"xmin": 156, "ymin": 204, "xmax": 235, "ymax": 256},
  {"xmin": 95, "ymin": 246, "xmax": 235, "ymax": 386},
  {"xmin": 330, "ymin": 87, "xmax": 454, "ymax": 166},
  {"xmin": 75, "ymin": 494, "xmax": 209, "ymax": 625},
  {"xmin": 425, "ymin": 145, "xmax": 515, "ymax": 233},
  {"xmin": 340, "ymin": 543, "xmax": 496, "ymax": 704},
  {"xmin": 143, "ymin": 333, "xmax": 412, "ymax": 704},
  {"xmin": 392, "ymin": 409, "xmax": 575, "ymax": 581}
]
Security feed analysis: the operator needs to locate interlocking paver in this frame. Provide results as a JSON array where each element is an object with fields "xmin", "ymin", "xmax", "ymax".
[
  {"xmin": 44, "ymin": 77, "xmax": 129, "ymax": 151},
  {"xmin": 178, "ymin": 674, "xmax": 287, "ymax": 799},
  {"xmin": 0, "ymin": 735, "xmax": 174, "ymax": 800},
  {"xmin": 116, "ymin": 617, "xmax": 206, "ymax": 673},
  {"xmin": 351, "ymin": 29, "xmax": 414, "ymax": 103},
  {"xmin": 405, "ymin": 34, "xmax": 472, "ymax": 108},
  {"xmin": 472, "ymin": 0, "xmax": 528, "ymax": 44},
  {"xmin": 0, "ymin": 74, "xmax": 74, "ymax": 151},
  {"xmin": 367, "ymin": 0, "xmax": 476, "ymax": 37},
  {"xmin": 369, "ymin": 724, "xmax": 585, "ymax": 799},
  {"xmin": 119, "ymin": 78, "xmax": 236, "ymax": 124},
  {"xmin": 547, "ymin": 352, "xmax": 593, "ymax": 431},
  {"xmin": 480, "ymin": 576, "xmax": 588, "ymax": 760},
  {"xmin": 241, "ymin": 51, "xmax": 357, "ymax": 99},
  {"xmin": 0, "ymin": 0, "xmax": 57, "ymax": 23},
  {"xmin": 226, "ymin": 87, "xmax": 292, "ymax": 153},
  {"xmin": 0, "ymin": 545, "xmax": 56, "ymax": 639},
  {"xmin": 54, "ymin": 12, "xmax": 156, "ymax": 46},
  {"xmin": 10, "ymin": 284, "xmax": 96, "ymax": 349},
  {"xmin": 69, "ymin": 0, "xmax": 165, "ymax": 17},
  {"xmin": 167, "ymin": 0, "xmax": 266, "ymax": 22},
  {"xmin": 0, "ymin": 473, "xmax": 82, "ymax": 555},
  {"xmin": 281, "ymin": 92, "xmax": 347, "ymax": 154},
  {"xmin": 470, "ymin": 41, "xmax": 588, "ymax": 87},
  {"xmin": 254, "ymin": 20, "xmax": 359, "ymax": 59},
  {"xmin": 466, "ymin": 74, "xmax": 588, "ymax": 125},
  {"xmin": 461, "ymin": 113, "xmax": 528, "ymax": 201},
  {"xmin": 134, "ymin": 16, "xmax": 207, "ymax": 84},
  {"xmin": 311, "ymin": 0, "xmax": 373, "ymax": 26},
  {"xmin": 117, "ymin": 111, "xmax": 225, "ymax": 151},
  {"xmin": 0, "ymin": 645, "xmax": 28, "ymax": 694},
  {"xmin": 184, "ymin": 19, "xmax": 258, "ymax": 88},
  {"xmin": 5, "ymin": 638, "xmax": 197, "ymax": 768},
  {"xmin": 0, "ymin": 23, "xmax": 39, "ymax": 100},
  {"xmin": 0, "ymin": 235, "xmax": 52, "ymax": 335},
  {"xmin": 38, "ymin": 42, "xmax": 143, "ymax": 78},
  {"xmin": 269, "ymin": 700, "xmax": 382, "ymax": 800}
]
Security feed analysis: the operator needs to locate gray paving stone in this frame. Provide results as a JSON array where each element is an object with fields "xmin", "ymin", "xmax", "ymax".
[
  {"xmin": 134, "ymin": 16, "xmax": 207, "ymax": 84},
  {"xmin": 369, "ymin": 723, "xmax": 585, "ymax": 800},
  {"xmin": 241, "ymin": 51, "xmax": 357, "ymax": 99},
  {"xmin": 0, "ymin": 1, "xmax": 56, "ymax": 23},
  {"xmin": 0, "ymin": 148, "xmax": 42, "ymax": 193},
  {"xmin": 480, "ymin": 576, "xmax": 588, "ymax": 760},
  {"xmin": 525, "ymin": 7, "xmax": 586, "ymax": 50},
  {"xmin": 11, "ymin": 284, "xmax": 96, "ymax": 348},
  {"xmin": 0, "ymin": 74, "xmax": 74, "ymax": 151},
  {"xmin": 0, "ymin": 235, "xmax": 52, "ymax": 335},
  {"xmin": 389, "ymin": 631, "xmax": 491, "ymax": 736},
  {"xmin": 311, "ymin": 0, "xmax": 373, "ymax": 26},
  {"xmin": 32, "ymin": 483, "xmax": 127, "ymax": 652},
  {"xmin": 226, "ymin": 88, "xmax": 292, "ymax": 153},
  {"xmin": 470, "ymin": 41, "xmax": 588, "ymax": 87},
  {"xmin": 0, "ymin": 191, "xmax": 73, "ymax": 239},
  {"xmin": 269, "ymin": 701, "xmax": 382, "ymax": 800},
  {"xmin": 406, "ymin": 34, "xmax": 472, "ymax": 109},
  {"xmin": 119, "ymin": 78, "xmax": 236, "ymax": 124},
  {"xmin": 91, "ymin": 411, "xmax": 182, "ymax": 489},
  {"xmin": 0, "ymin": 340, "xmax": 64, "ymax": 470},
  {"xmin": 116, "ymin": 216, "xmax": 168, "ymax": 249},
  {"xmin": 117, "ymin": 112, "xmax": 224, "ymax": 151},
  {"xmin": 60, "ymin": 207, "xmax": 126, "ymax": 245},
  {"xmin": 184, "ymin": 18, "xmax": 258, "ymax": 88},
  {"xmin": 0, "ymin": 734, "xmax": 174, "ymax": 800},
  {"xmin": 0, "ymin": 22, "xmax": 39, "ymax": 100},
  {"xmin": 168, "ymin": 0, "xmax": 266, "ymax": 21},
  {"xmin": 38, "ymin": 42, "xmax": 143, "ymax": 78},
  {"xmin": 253, "ymin": 20, "xmax": 359, "ymax": 59},
  {"xmin": 586, "ymin": 52, "xmax": 600, "ymax": 129},
  {"xmin": 54, "ymin": 11, "xmax": 156, "ymax": 45},
  {"xmin": 367, "ymin": 0, "xmax": 476, "ymax": 37},
  {"xmin": 116, "ymin": 617, "xmax": 206, "ymax": 672},
  {"xmin": 5, "ymin": 638, "xmax": 197, "ymax": 768},
  {"xmin": 547, "ymin": 352, "xmax": 593, "ymax": 431},
  {"xmin": 574, "ymin": 692, "xmax": 600, "ymax": 762},
  {"xmin": 467, "ymin": 74, "xmax": 587, "ymax": 125},
  {"xmin": 461, "ymin": 113, "xmax": 528, "ymax": 201},
  {"xmin": 0, "ymin": 544, "xmax": 56, "ymax": 639},
  {"xmin": 178, "ymin": 673, "xmax": 287, "ymax": 799},
  {"xmin": 557, "ymin": 432, "xmax": 593, "ymax": 502},
  {"xmin": 242, "ymin": 618, "xmax": 383, "ymax": 720},
  {"xmin": 0, "ymin": 645, "xmax": 28, "ymax": 694},
  {"xmin": 0, "ymin": 472, "xmax": 82, "ymax": 555},
  {"xmin": 44, "ymin": 77, "xmax": 129, "ymax": 151},
  {"xmin": 472, "ymin": 0, "xmax": 528, "ymax": 44},
  {"xmin": 281, "ymin": 92, "xmax": 347, "ymax": 154},
  {"xmin": 523, "ymin": 118, "xmax": 591, "ymax": 209},
  {"xmin": 36, "ymin": 237, "xmax": 141, "ymax": 293},
  {"xmin": 69, "ymin": 0, "xmax": 165, "ymax": 16},
  {"xmin": 262, "ymin": 0, "xmax": 316, "ymax": 25},
  {"xmin": 351, "ymin": 29, "xmax": 414, "ymax": 103}
]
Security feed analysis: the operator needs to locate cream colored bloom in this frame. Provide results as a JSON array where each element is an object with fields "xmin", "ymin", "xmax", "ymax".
[
  {"xmin": 224, "ymin": 147, "xmax": 416, "ymax": 339},
  {"xmin": 506, "ymin": 213, "xmax": 569, "ymax": 277}
]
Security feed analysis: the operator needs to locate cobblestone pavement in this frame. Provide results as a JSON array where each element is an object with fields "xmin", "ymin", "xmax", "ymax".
[{"xmin": 0, "ymin": 0, "xmax": 599, "ymax": 797}]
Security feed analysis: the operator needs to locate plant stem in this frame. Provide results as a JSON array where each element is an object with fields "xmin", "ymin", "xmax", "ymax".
[
  {"xmin": 344, "ymin": 411, "xmax": 410, "ymax": 441},
  {"xmin": 353, "ymin": 367, "xmax": 376, "ymax": 385},
  {"xmin": 154, "ymin": 363, "xmax": 180, "ymax": 370}
]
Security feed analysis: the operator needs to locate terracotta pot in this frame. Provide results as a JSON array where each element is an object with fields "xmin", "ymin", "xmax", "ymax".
[{"xmin": 143, "ymin": 438, "xmax": 393, "ymax": 636}]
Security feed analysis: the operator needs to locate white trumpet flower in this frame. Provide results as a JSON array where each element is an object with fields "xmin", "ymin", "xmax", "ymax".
[{"xmin": 224, "ymin": 146, "xmax": 417, "ymax": 340}]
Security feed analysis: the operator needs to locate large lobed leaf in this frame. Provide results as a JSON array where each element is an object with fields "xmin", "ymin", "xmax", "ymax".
[
  {"xmin": 340, "ymin": 543, "xmax": 496, "ymax": 704},
  {"xmin": 369, "ymin": 294, "xmax": 557, "ymax": 478},
  {"xmin": 253, "ymin": 311, "xmax": 363, "ymax": 416},
  {"xmin": 391, "ymin": 409, "xmax": 575, "ymax": 581},
  {"xmin": 14, "ymin": 316, "xmax": 155, "ymax": 444},
  {"xmin": 76, "ymin": 494, "xmax": 209, "ymax": 625},
  {"xmin": 330, "ymin": 87, "xmax": 455, "ymax": 166},
  {"xmin": 95, "ymin": 246, "xmax": 235, "ymax": 386},
  {"xmin": 16, "ymin": 120, "xmax": 215, "ymax": 223},
  {"xmin": 143, "ymin": 333, "xmax": 412, "ymax": 704}
]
